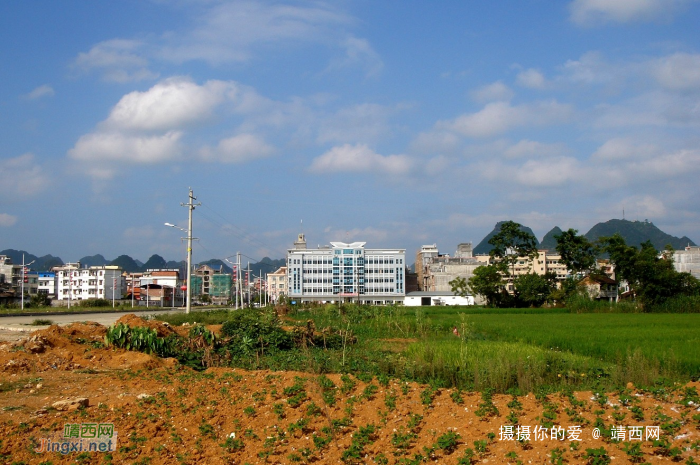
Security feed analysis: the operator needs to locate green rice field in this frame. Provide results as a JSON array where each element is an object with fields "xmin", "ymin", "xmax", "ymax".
[{"xmin": 297, "ymin": 305, "xmax": 700, "ymax": 392}]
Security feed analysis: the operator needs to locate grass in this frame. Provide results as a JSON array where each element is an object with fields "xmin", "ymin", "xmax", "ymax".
[
  {"xmin": 294, "ymin": 304, "xmax": 700, "ymax": 391},
  {"xmin": 150, "ymin": 305, "xmax": 700, "ymax": 393}
]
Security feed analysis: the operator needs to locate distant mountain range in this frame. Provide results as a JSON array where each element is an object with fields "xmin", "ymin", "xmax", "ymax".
[
  {"xmin": 0, "ymin": 249, "xmax": 285, "ymax": 276},
  {"xmin": 472, "ymin": 219, "xmax": 695, "ymax": 255},
  {"xmin": 2, "ymin": 219, "xmax": 695, "ymax": 272}
]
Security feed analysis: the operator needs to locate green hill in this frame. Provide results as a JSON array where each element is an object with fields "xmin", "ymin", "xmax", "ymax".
[
  {"xmin": 539, "ymin": 226, "xmax": 563, "ymax": 251},
  {"xmin": 473, "ymin": 221, "xmax": 540, "ymax": 255},
  {"xmin": 141, "ymin": 254, "xmax": 167, "ymax": 271},
  {"xmin": 109, "ymin": 255, "xmax": 141, "ymax": 273},
  {"xmin": 78, "ymin": 254, "xmax": 109, "ymax": 267},
  {"xmin": 0, "ymin": 249, "xmax": 64, "ymax": 271},
  {"xmin": 585, "ymin": 219, "xmax": 695, "ymax": 250}
]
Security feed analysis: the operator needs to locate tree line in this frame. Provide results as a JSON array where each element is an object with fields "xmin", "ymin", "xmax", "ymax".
[{"xmin": 450, "ymin": 221, "xmax": 700, "ymax": 309}]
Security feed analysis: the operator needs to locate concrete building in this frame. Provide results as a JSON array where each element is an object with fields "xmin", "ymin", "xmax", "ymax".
[
  {"xmin": 54, "ymin": 263, "xmax": 125, "ymax": 302},
  {"xmin": 267, "ymin": 266, "xmax": 287, "ymax": 303},
  {"xmin": 192, "ymin": 264, "xmax": 231, "ymax": 303},
  {"xmin": 404, "ymin": 291, "xmax": 474, "ymax": 306},
  {"xmin": 415, "ymin": 244, "xmax": 440, "ymax": 291},
  {"xmin": 38, "ymin": 272, "xmax": 56, "ymax": 299},
  {"xmin": 580, "ymin": 275, "xmax": 618, "ymax": 302},
  {"xmin": 673, "ymin": 246, "xmax": 700, "ymax": 279},
  {"xmin": 418, "ymin": 243, "xmax": 484, "ymax": 292},
  {"xmin": 0, "ymin": 255, "xmax": 39, "ymax": 299},
  {"xmin": 139, "ymin": 269, "xmax": 182, "ymax": 307},
  {"xmin": 287, "ymin": 234, "xmax": 406, "ymax": 304},
  {"xmin": 418, "ymin": 242, "xmax": 575, "ymax": 304}
]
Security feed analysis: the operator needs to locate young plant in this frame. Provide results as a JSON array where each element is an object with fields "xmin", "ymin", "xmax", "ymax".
[
  {"xmin": 475, "ymin": 388, "xmax": 499, "ymax": 418},
  {"xmin": 434, "ymin": 430, "xmax": 461, "ymax": 454}
]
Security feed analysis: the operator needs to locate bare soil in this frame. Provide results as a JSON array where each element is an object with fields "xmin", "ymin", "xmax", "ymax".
[{"xmin": 1, "ymin": 315, "xmax": 698, "ymax": 464}]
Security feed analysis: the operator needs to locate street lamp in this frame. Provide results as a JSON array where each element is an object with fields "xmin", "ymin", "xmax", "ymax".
[
  {"xmin": 224, "ymin": 255, "xmax": 240, "ymax": 310},
  {"xmin": 20, "ymin": 254, "xmax": 35, "ymax": 311},
  {"xmin": 165, "ymin": 221, "xmax": 196, "ymax": 314}
]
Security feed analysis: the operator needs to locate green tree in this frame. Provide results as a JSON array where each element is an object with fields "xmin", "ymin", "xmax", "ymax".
[
  {"xmin": 28, "ymin": 293, "xmax": 52, "ymax": 308},
  {"xmin": 554, "ymin": 228, "xmax": 597, "ymax": 277},
  {"xmin": 601, "ymin": 234, "xmax": 699, "ymax": 308},
  {"xmin": 466, "ymin": 265, "xmax": 508, "ymax": 307},
  {"xmin": 488, "ymin": 221, "xmax": 539, "ymax": 277},
  {"xmin": 513, "ymin": 272, "xmax": 556, "ymax": 307},
  {"xmin": 449, "ymin": 276, "xmax": 469, "ymax": 297}
]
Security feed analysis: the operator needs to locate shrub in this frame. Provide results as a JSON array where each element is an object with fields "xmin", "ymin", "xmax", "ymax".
[{"xmin": 221, "ymin": 308, "xmax": 293, "ymax": 352}]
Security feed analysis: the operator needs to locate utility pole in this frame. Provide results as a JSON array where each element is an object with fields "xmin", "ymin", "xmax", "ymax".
[
  {"xmin": 20, "ymin": 254, "xmax": 35, "ymax": 311},
  {"xmin": 181, "ymin": 188, "xmax": 200, "ymax": 314}
]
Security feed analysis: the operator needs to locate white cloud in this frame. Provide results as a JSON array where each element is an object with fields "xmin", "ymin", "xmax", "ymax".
[
  {"xmin": 439, "ymin": 100, "xmax": 572, "ymax": 138},
  {"xmin": 613, "ymin": 195, "xmax": 667, "ymax": 219},
  {"xmin": 410, "ymin": 131, "xmax": 461, "ymax": 155},
  {"xmin": 123, "ymin": 225, "xmax": 157, "ymax": 240},
  {"xmin": 159, "ymin": 1, "xmax": 353, "ymax": 65},
  {"xmin": 323, "ymin": 226, "xmax": 388, "ymax": 243},
  {"xmin": 309, "ymin": 144, "xmax": 412, "ymax": 174},
  {"xmin": 592, "ymin": 90, "xmax": 700, "ymax": 129},
  {"xmin": 105, "ymin": 78, "xmax": 238, "ymax": 132},
  {"xmin": 516, "ymin": 69, "xmax": 547, "ymax": 89},
  {"xmin": 591, "ymin": 138, "xmax": 661, "ymax": 161},
  {"xmin": 504, "ymin": 140, "xmax": 569, "ymax": 159},
  {"xmin": 625, "ymin": 148, "xmax": 700, "ymax": 178},
  {"xmin": 0, "ymin": 153, "xmax": 49, "ymax": 197},
  {"xmin": 74, "ymin": 2, "xmax": 378, "ymax": 81},
  {"xmin": 25, "ymin": 85, "xmax": 54, "ymax": 100},
  {"xmin": 200, "ymin": 134, "xmax": 274, "ymax": 163},
  {"xmin": 0, "ymin": 213, "xmax": 17, "ymax": 227},
  {"xmin": 514, "ymin": 157, "xmax": 581, "ymax": 187},
  {"xmin": 424, "ymin": 155, "xmax": 451, "ymax": 176},
  {"xmin": 652, "ymin": 52, "xmax": 700, "ymax": 91},
  {"xmin": 470, "ymin": 81, "xmax": 514, "ymax": 103},
  {"xmin": 316, "ymin": 103, "xmax": 394, "ymax": 144},
  {"xmin": 569, "ymin": 0, "xmax": 691, "ymax": 26},
  {"xmin": 561, "ymin": 51, "xmax": 618, "ymax": 85},
  {"xmin": 68, "ymin": 131, "xmax": 183, "ymax": 176},
  {"xmin": 325, "ymin": 36, "xmax": 383, "ymax": 78},
  {"xmin": 73, "ymin": 39, "xmax": 158, "ymax": 83}
]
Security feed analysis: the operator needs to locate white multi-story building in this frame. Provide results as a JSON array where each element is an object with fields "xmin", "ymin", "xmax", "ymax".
[
  {"xmin": 38, "ymin": 272, "xmax": 57, "ymax": 298},
  {"xmin": 287, "ymin": 234, "xmax": 406, "ymax": 304},
  {"xmin": 266, "ymin": 266, "xmax": 287, "ymax": 303},
  {"xmin": 54, "ymin": 263, "xmax": 125, "ymax": 302},
  {"xmin": 674, "ymin": 246, "xmax": 700, "ymax": 279}
]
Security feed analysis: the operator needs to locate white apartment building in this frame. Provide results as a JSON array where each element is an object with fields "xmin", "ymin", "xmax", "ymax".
[
  {"xmin": 287, "ymin": 234, "xmax": 406, "ymax": 304},
  {"xmin": 54, "ymin": 263, "xmax": 125, "ymax": 302},
  {"xmin": 38, "ymin": 272, "xmax": 56, "ymax": 298},
  {"xmin": 267, "ymin": 266, "xmax": 287, "ymax": 303}
]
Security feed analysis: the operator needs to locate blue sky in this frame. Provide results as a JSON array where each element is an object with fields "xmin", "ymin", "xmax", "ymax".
[{"xmin": 2, "ymin": 0, "xmax": 700, "ymax": 264}]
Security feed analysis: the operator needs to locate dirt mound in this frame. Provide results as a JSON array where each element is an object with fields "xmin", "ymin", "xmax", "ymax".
[
  {"xmin": 115, "ymin": 314, "xmax": 177, "ymax": 337},
  {"xmin": 0, "ymin": 320, "xmax": 168, "ymax": 374}
]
